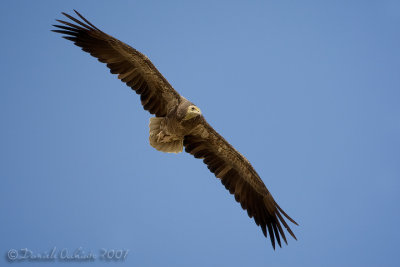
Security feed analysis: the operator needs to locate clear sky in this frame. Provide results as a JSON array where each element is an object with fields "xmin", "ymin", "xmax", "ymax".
[{"xmin": 1, "ymin": 1, "xmax": 399, "ymax": 266}]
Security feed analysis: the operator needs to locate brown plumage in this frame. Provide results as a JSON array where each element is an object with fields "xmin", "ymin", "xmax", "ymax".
[{"xmin": 52, "ymin": 10, "xmax": 298, "ymax": 249}]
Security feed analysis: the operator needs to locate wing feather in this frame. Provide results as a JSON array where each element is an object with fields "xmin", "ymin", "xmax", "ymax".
[
  {"xmin": 184, "ymin": 119, "xmax": 298, "ymax": 249},
  {"xmin": 52, "ymin": 10, "xmax": 180, "ymax": 117}
]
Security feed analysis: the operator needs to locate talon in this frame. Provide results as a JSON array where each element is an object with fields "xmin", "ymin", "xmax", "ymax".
[{"xmin": 156, "ymin": 132, "xmax": 163, "ymax": 142}]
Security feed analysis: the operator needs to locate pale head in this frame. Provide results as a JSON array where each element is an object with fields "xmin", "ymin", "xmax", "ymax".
[{"xmin": 183, "ymin": 105, "xmax": 202, "ymax": 120}]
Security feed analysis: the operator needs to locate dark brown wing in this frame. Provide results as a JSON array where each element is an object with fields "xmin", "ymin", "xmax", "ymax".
[
  {"xmin": 184, "ymin": 118, "xmax": 298, "ymax": 249},
  {"xmin": 52, "ymin": 10, "xmax": 181, "ymax": 117}
]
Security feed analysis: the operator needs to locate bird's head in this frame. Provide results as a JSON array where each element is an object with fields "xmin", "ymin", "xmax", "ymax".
[{"xmin": 183, "ymin": 105, "xmax": 202, "ymax": 120}]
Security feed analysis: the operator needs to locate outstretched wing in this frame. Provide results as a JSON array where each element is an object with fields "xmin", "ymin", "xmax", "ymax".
[
  {"xmin": 184, "ymin": 119, "xmax": 298, "ymax": 249},
  {"xmin": 52, "ymin": 10, "xmax": 181, "ymax": 117}
]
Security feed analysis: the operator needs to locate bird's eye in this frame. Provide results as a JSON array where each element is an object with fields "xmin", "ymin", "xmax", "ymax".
[{"xmin": 191, "ymin": 107, "xmax": 195, "ymax": 111}]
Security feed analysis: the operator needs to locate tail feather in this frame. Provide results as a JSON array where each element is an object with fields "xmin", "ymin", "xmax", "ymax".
[{"xmin": 149, "ymin": 118, "xmax": 183, "ymax": 153}]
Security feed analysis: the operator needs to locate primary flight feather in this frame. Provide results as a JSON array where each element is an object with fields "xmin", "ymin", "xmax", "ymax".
[{"xmin": 52, "ymin": 10, "xmax": 298, "ymax": 249}]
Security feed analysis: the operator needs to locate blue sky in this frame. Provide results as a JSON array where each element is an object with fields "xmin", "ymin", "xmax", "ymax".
[{"xmin": 1, "ymin": 1, "xmax": 399, "ymax": 266}]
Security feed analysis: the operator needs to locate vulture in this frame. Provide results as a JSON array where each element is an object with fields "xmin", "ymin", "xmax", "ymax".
[{"xmin": 52, "ymin": 10, "xmax": 298, "ymax": 249}]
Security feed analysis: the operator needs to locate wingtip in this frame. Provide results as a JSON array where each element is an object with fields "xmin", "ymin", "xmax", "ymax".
[
  {"xmin": 275, "ymin": 201, "xmax": 299, "ymax": 226},
  {"xmin": 276, "ymin": 238, "xmax": 282, "ymax": 248},
  {"xmin": 270, "ymin": 237, "xmax": 276, "ymax": 250},
  {"xmin": 55, "ymin": 19, "xmax": 66, "ymax": 24}
]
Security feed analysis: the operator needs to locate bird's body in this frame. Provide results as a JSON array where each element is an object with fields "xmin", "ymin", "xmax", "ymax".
[
  {"xmin": 53, "ymin": 10, "xmax": 298, "ymax": 249},
  {"xmin": 149, "ymin": 97, "xmax": 203, "ymax": 153}
]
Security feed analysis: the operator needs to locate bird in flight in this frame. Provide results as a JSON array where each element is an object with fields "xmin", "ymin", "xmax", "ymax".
[{"xmin": 52, "ymin": 10, "xmax": 298, "ymax": 249}]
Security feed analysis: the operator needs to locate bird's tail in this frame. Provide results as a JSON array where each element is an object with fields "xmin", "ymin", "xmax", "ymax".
[{"xmin": 149, "ymin": 117, "xmax": 183, "ymax": 153}]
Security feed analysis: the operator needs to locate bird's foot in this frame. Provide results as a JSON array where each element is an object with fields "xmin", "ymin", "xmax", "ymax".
[
  {"xmin": 156, "ymin": 132, "xmax": 165, "ymax": 142},
  {"xmin": 157, "ymin": 132, "xmax": 174, "ymax": 143}
]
